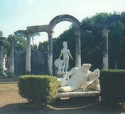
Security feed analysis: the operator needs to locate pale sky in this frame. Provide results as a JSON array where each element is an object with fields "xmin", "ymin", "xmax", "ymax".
[{"xmin": 0, "ymin": 0, "xmax": 125, "ymax": 44}]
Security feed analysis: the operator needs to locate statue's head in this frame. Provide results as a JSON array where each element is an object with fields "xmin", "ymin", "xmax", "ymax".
[
  {"xmin": 63, "ymin": 41, "xmax": 68, "ymax": 48},
  {"xmin": 93, "ymin": 69, "xmax": 100, "ymax": 78},
  {"xmin": 81, "ymin": 63, "xmax": 91, "ymax": 73}
]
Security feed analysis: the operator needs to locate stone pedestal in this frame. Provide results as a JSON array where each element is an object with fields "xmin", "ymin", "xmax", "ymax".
[{"xmin": 57, "ymin": 91, "xmax": 100, "ymax": 99}]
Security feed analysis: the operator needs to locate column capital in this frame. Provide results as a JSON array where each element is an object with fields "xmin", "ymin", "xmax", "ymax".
[
  {"xmin": 74, "ymin": 30, "xmax": 81, "ymax": 38},
  {"xmin": 47, "ymin": 30, "xmax": 53, "ymax": 40},
  {"xmin": 102, "ymin": 29, "xmax": 110, "ymax": 37},
  {"xmin": 48, "ymin": 29, "xmax": 53, "ymax": 33}
]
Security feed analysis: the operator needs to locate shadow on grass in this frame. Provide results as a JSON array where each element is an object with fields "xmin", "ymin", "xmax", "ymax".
[{"xmin": 0, "ymin": 97, "xmax": 125, "ymax": 114}]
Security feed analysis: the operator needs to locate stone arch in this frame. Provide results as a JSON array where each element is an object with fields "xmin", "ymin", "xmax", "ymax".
[
  {"xmin": 27, "ymin": 14, "xmax": 81, "ymax": 75},
  {"xmin": 49, "ymin": 14, "xmax": 80, "ymax": 30},
  {"xmin": 47, "ymin": 14, "xmax": 81, "ymax": 75}
]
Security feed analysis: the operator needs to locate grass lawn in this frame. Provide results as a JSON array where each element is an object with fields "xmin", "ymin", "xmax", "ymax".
[{"xmin": 0, "ymin": 78, "xmax": 125, "ymax": 114}]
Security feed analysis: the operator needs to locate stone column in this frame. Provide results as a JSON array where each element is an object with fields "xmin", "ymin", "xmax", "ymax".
[
  {"xmin": 47, "ymin": 31, "xmax": 53, "ymax": 75},
  {"xmin": 75, "ymin": 29, "xmax": 81, "ymax": 67},
  {"xmin": 102, "ymin": 29, "xmax": 110, "ymax": 69},
  {"xmin": 8, "ymin": 35, "xmax": 15, "ymax": 77},
  {"xmin": 0, "ymin": 37, "xmax": 4, "ymax": 76},
  {"xmin": 26, "ymin": 36, "xmax": 31, "ymax": 74}
]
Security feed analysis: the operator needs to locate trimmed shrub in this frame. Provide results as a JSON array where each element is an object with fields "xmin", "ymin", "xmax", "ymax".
[
  {"xmin": 100, "ymin": 69, "xmax": 125, "ymax": 103},
  {"xmin": 18, "ymin": 75, "xmax": 58, "ymax": 106}
]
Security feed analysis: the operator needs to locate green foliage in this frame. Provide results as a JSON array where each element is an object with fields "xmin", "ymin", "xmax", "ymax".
[
  {"xmin": 0, "ymin": 31, "xmax": 3, "ymax": 37},
  {"xmin": 6, "ymin": 35, "xmax": 27, "ymax": 55},
  {"xmin": 39, "ymin": 11, "xmax": 124, "ymax": 71},
  {"xmin": 18, "ymin": 75, "xmax": 58, "ymax": 106},
  {"xmin": 100, "ymin": 70, "xmax": 125, "ymax": 103},
  {"xmin": 53, "ymin": 28, "xmax": 76, "ymax": 69},
  {"xmin": 3, "ymin": 38, "xmax": 10, "ymax": 54},
  {"xmin": 38, "ymin": 41, "xmax": 48, "ymax": 53},
  {"xmin": 108, "ymin": 19, "xmax": 125, "ymax": 68},
  {"xmin": 2, "ymin": 11, "xmax": 125, "ymax": 74},
  {"xmin": 91, "ymin": 13, "xmax": 110, "ymax": 24},
  {"xmin": 13, "ymin": 35, "xmax": 27, "ymax": 52},
  {"xmin": 81, "ymin": 30, "xmax": 102, "ymax": 69}
]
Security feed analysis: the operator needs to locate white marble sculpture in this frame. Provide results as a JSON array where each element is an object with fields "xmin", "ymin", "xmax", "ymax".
[
  {"xmin": 55, "ymin": 41, "xmax": 73, "ymax": 73},
  {"xmin": 58, "ymin": 63, "xmax": 100, "ymax": 92},
  {"xmin": 54, "ymin": 58, "xmax": 63, "ymax": 73},
  {"xmin": 3, "ymin": 54, "xmax": 7, "ymax": 71}
]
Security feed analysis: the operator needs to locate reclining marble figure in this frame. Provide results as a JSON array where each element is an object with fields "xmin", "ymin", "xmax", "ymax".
[{"xmin": 58, "ymin": 63, "xmax": 100, "ymax": 92}]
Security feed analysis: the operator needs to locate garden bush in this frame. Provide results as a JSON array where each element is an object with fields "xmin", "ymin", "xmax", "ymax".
[
  {"xmin": 18, "ymin": 75, "xmax": 58, "ymax": 106},
  {"xmin": 100, "ymin": 69, "xmax": 125, "ymax": 103}
]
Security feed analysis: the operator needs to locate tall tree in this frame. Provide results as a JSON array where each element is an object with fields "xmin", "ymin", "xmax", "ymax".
[{"xmin": 0, "ymin": 31, "xmax": 3, "ymax": 37}]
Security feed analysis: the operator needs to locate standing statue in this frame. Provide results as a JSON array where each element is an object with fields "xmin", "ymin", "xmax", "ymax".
[{"xmin": 55, "ymin": 41, "xmax": 73, "ymax": 73}]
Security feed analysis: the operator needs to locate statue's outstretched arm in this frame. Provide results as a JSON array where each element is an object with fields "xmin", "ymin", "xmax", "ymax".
[{"xmin": 68, "ymin": 50, "xmax": 73, "ymax": 60}]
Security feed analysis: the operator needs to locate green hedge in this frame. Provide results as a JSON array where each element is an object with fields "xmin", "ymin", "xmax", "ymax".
[
  {"xmin": 100, "ymin": 69, "xmax": 125, "ymax": 103},
  {"xmin": 18, "ymin": 75, "xmax": 58, "ymax": 106}
]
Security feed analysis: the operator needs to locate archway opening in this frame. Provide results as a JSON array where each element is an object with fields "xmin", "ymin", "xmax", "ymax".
[
  {"xmin": 52, "ymin": 21, "xmax": 76, "ymax": 71},
  {"xmin": 47, "ymin": 14, "xmax": 81, "ymax": 75},
  {"xmin": 53, "ymin": 21, "xmax": 72, "ymax": 38}
]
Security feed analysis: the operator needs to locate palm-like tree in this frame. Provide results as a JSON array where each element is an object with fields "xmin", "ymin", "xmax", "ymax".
[{"xmin": 14, "ymin": 30, "xmax": 40, "ymax": 45}]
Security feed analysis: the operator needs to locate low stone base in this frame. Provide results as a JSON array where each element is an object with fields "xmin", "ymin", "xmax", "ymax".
[{"xmin": 57, "ymin": 91, "xmax": 100, "ymax": 99}]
